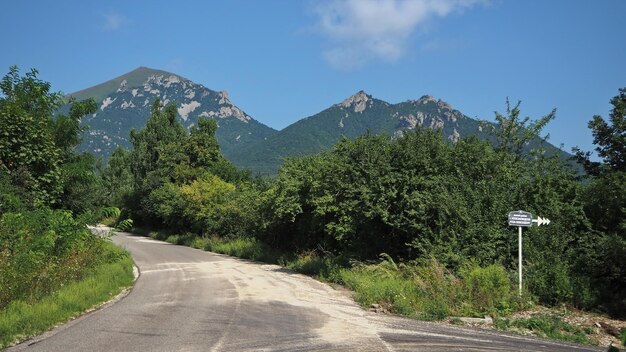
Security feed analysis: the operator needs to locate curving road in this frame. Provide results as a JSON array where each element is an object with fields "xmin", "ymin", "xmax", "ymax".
[{"xmin": 9, "ymin": 231, "xmax": 602, "ymax": 352}]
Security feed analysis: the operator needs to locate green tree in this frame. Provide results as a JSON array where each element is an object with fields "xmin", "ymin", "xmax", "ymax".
[
  {"xmin": 101, "ymin": 147, "xmax": 133, "ymax": 207},
  {"xmin": 574, "ymin": 88, "xmax": 626, "ymax": 175},
  {"xmin": 0, "ymin": 67, "xmax": 63, "ymax": 206},
  {"xmin": 52, "ymin": 98, "xmax": 97, "ymax": 159},
  {"xmin": 126, "ymin": 99, "xmax": 235, "ymax": 229},
  {"xmin": 0, "ymin": 66, "xmax": 98, "ymax": 209},
  {"xmin": 128, "ymin": 98, "xmax": 187, "ymax": 224},
  {"xmin": 487, "ymin": 98, "xmax": 556, "ymax": 159},
  {"xmin": 187, "ymin": 118, "xmax": 221, "ymax": 169},
  {"xmin": 573, "ymin": 87, "xmax": 626, "ymax": 233},
  {"xmin": 573, "ymin": 88, "xmax": 626, "ymax": 317},
  {"xmin": 54, "ymin": 98, "xmax": 101, "ymax": 213}
]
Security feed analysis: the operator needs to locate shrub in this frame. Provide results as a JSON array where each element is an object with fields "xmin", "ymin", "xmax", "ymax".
[
  {"xmin": 459, "ymin": 263, "xmax": 512, "ymax": 316},
  {"xmin": 0, "ymin": 209, "xmax": 104, "ymax": 309},
  {"xmin": 178, "ymin": 174, "xmax": 235, "ymax": 233},
  {"xmin": 410, "ymin": 259, "xmax": 460, "ymax": 319},
  {"xmin": 116, "ymin": 219, "xmax": 134, "ymax": 232},
  {"xmin": 165, "ymin": 233, "xmax": 196, "ymax": 246},
  {"xmin": 284, "ymin": 250, "xmax": 343, "ymax": 280}
]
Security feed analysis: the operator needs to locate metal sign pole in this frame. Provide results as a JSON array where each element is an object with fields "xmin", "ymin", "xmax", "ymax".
[
  {"xmin": 508, "ymin": 210, "xmax": 550, "ymax": 298},
  {"xmin": 518, "ymin": 226, "xmax": 522, "ymax": 296}
]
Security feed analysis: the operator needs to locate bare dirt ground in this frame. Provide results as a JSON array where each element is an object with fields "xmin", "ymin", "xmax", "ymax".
[{"xmin": 441, "ymin": 304, "xmax": 625, "ymax": 349}]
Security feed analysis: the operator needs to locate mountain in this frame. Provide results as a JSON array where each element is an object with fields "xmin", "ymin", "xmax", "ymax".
[
  {"xmin": 69, "ymin": 67, "xmax": 277, "ymax": 161},
  {"xmin": 68, "ymin": 69, "xmax": 570, "ymax": 174},
  {"xmin": 228, "ymin": 91, "xmax": 489, "ymax": 174}
]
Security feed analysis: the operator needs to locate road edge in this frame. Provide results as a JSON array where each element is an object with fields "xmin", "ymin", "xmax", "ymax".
[{"xmin": 5, "ymin": 232, "xmax": 140, "ymax": 350}]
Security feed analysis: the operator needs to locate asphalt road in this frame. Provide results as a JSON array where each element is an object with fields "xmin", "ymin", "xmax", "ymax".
[{"xmin": 8, "ymin": 231, "xmax": 603, "ymax": 352}]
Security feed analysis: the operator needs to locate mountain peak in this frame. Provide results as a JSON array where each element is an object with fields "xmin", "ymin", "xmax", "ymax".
[
  {"xmin": 409, "ymin": 95, "xmax": 437, "ymax": 105},
  {"xmin": 338, "ymin": 90, "xmax": 372, "ymax": 113},
  {"xmin": 407, "ymin": 95, "xmax": 455, "ymax": 111},
  {"xmin": 69, "ymin": 66, "xmax": 188, "ymax": 102}
]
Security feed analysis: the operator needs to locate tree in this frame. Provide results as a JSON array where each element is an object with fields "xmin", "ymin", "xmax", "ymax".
[
  {"xmin": 128, "ymin": 98, "xmax": 187, "ymax": 223},
  {"xmin": 574, "ymin": 88, "xmax": 626, "ymax": 175},
  {"xmin": 187, "ymin": 118, "xmax": 220, "ymax": 169},
  {"xmin": 487, "ymin": 98, "xmax": 556, "ymax": 160},
  {"xmin": 571, "ymin": 88, "xmax": 626, "ymax": 317},
  {"xmin": 572, "ymin": 88, "xmax": 626, "ymax": 234},
  {"xmin": 0, "ymin": 66, "xmax": 98, "ymax": 209},
  {"xmin": 0, "ymin": 67, "xmax": 63, "ymax": 206},
  {"xmin": 101, "ymin": 147, "xmax": 133, "ymax": 207}
]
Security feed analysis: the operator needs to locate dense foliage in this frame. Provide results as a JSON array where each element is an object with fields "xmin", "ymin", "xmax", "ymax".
[
  {"xmin": 263, "ymin": 128, "xmax": 594, "ymax": 309},
  {"xmin": 573, "ymin": 88, "xmax": 626, "ymax": 317},
  {"xmin": 0, "ymin": 66, "xmax": 123, "ymax": 310},
  {"xmin": 0, "ymin": 209, "xmax": 109, "ymax": 308},
  {"xmin": 0, "ymin": 66, "xmax": 103, "ymax": 212},
  {"xmin": 4, "ymin": 65, "xmax": 621, "ymax": 321},
  {"xmin": 103, "ymin": 87, "xmax": 625, "ymax": 319}
]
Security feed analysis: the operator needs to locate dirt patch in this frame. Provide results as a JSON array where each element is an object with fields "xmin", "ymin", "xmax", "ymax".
[{"xmin": 443, "ymin": 305, "xmax": 625, "ymax": 349}]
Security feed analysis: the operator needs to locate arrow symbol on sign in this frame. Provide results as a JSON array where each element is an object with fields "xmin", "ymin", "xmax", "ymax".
[{"xmin": 532, "ymin": 216, "xmax": 551, "ymax": 226}]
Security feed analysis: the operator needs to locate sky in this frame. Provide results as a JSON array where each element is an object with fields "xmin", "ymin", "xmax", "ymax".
[{"xmin": 1, "ymin": 0, "xmax": 625, "ymax": 156}]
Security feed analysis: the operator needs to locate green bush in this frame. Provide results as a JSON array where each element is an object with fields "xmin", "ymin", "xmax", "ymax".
[
  {"xmin": 340, "ymin": 264, "xmax": 418, "ymax": 316},
  {"xmin": 0, "ymin": 242, "xmax": 133, "ymax": 349},
  {"xmin": 116, "ymin": 218, "xmax": 134, "ymax": 232},
  {"xmin": 410, "ymin": 260, "xmax": 460, "ymax": 319},
  {"xmin": 336, "ymin": 257, "xmax": 517, "ymax": 320},
  {"xmin": 0, "ymin": 209, "xmax": 105, "ymax": 309},
  {"xmin": 165, "ymin": 233, "xmax": 196, "ymax": 246},
  {"xmin": 459, "ymin": 263, "xmax": 512, "ymax": 316},
  {"xmin": 283, "ymin": 250, "xmax": 343, "ymax": 280}
]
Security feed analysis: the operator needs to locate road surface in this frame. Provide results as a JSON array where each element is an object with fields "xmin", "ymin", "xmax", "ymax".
[{"xmin": 9, "ymin": 231, "xmax": 603, "ymax": 352}]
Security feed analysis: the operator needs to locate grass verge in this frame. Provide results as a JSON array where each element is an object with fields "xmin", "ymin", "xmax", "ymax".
[{"xmin": 0, "ymin": 242, "xmax": 134, "ymax": 349}]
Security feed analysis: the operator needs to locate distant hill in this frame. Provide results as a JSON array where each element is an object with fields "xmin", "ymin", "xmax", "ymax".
[
  {"xmin": 68, "ymin": 67, "xmax": 277, "ymax": 162},
  {"xmin": 68, "ymin": 68, "xmax": 571, "ymax": 174},
  {"xmin": 228, "ymin": 91, "xmax": 490, "ymax": 173}
]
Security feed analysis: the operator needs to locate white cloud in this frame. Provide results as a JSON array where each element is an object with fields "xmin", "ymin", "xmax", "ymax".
[
  {"xmin": 312, "ymin": 0, "xmax": 487, "ymax": 70},
  {"xmin": 102, "ymin": 13, "xmax": 124, "ymax": 31}
]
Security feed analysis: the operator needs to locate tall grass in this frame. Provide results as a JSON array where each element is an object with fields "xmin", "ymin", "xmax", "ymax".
[
  {"xmin": 0, "ymin": 242, "xmax": 134, "ymax": 349},
  {"xmin": 147, "ymin": 231, "xmax": 283, "ymax": 263},
  {"xmin": 139, "ymin": 226, "xmax": 519, "ymax": 321},
  {"xmin": 337, "ymin": 257, "xmax": 517, "ymax": 319},
  {"xmin": 494, "ymin": 314, "xmax": 592, "ymax": 345},
  {"xmin": 0, "ymin": 209, "xmax": 110, "ymax": 308}
]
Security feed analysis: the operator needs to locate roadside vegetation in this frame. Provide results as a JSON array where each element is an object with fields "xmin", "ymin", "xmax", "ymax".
[
  {"xmin": 0, "ymin": 67, "xmax": 134, "ymax": 349},
  {"xmin": 495, "ymin": 313, "xmax": 592, "ymax": 345},
  {"xmin": 104, "ymin": 86, "xmax": 624, "ymax": 347},
  {"xmin": 0, "ymin": 242, "xmax": 133, "ymax": 348},
  {"xmin": 107, "ymin": 86, "xmax": 624, "ymax": 314},
  {"xmin": 1, "ymin": 66, "xmax": 624, "ymax": 348}
]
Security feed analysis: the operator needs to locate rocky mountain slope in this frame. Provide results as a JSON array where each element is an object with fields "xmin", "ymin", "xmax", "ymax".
[
  {"xmin": 69, "ymin": 68, "xmax": 569, "ymax": 174},
  {"xmin": 69, "ymin": 67, "xmax": 277, "ymax": 161},
  {"xmin": 228, "ymin": 91, "xmax": 488, "ymax": 173}
]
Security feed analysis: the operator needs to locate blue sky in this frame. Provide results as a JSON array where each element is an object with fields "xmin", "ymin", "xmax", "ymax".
[{"xmin": 1, "ymin": 0, "xmax": 624, "ymax": 155}]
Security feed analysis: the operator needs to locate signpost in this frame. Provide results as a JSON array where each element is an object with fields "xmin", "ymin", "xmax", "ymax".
[{"xmin": 508, "ymin": 210, "xmax": 550, "ymax": 296}]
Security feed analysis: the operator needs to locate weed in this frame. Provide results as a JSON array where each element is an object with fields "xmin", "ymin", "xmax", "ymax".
[
  {"xmin": 0, "ymin": 243, "xmax": 133, "ymax": 349},
  {"xmin": 495, "ymin": 314, "xmax": 592, "ymax": 345}
]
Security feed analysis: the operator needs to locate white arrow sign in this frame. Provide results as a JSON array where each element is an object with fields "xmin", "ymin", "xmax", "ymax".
[
  {"xmin": 532, "ymin": 216, "xmax": 551, "ymax": 226},
  {"xmin": 509, "ymin": 210, "xmax": 552, "ymax": 297}
]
